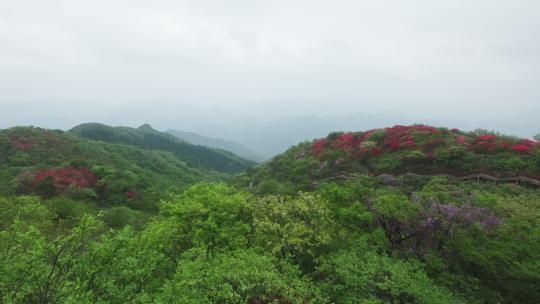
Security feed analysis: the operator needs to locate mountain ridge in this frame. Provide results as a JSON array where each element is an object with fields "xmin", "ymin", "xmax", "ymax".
[{"xmin": 70, "ymin": 123, "xmax": 255, "ymax": 173}]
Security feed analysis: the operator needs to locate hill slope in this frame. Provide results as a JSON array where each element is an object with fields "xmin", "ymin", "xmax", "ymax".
[
  {"xmin": 246, "ymin": 125, "xmax": 540, "ymax": 193},
  {"xmin": 0, "ymin": 126, "xmax": 219, "ymax": 211},
  {"xmin": 70, "ymin": 123, "xmax": 255, "ymax": 173},
  {"xmin": 166, "ymin": 129, "xmax": 263, "ymax": 162}
]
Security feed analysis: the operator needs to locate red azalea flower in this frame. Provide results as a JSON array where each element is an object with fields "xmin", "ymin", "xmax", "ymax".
[
  {"xmin": 511, "ymin": 144, "xmax": 530, "ymax": 153},
  {"xmin": 312, "ymin": 139, "xmax": 327, "ymax": 155},
  {"xmin": 372, "ymin": 147, "xmax": 382, "ymax": 156},
  {"xmin": 519, "ymin": 139, "xmax": 536, "ymax": 147},
  {"xmin": 478, "ymin": 135, "xmax": 497, "ymax": 141},
  {"xmin": 10, "ymin": 135, "xmax": 33, "ymax": 150},
  {"xmin": 336, "ymin": 133, "xmax": 356, "ymax": 151},
  {"xmin": 455, "ymin": 136, "xmax": 467, "ymax": 144},
  {"xmin": 33, "ymin": 167, "xmax": 97, "ymax": 190}
]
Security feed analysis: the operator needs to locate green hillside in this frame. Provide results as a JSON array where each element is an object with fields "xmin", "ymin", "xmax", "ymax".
[
  {"xmin": 0, "ymin": 126, "xmax": 223, "ymax": 224},
  {"xmin": 70, "ymin": 123, "xmax": 255, "ymax": 173},
  {"xmin": 245, "ymin": 125, "xmax": 540, "ymax": 194}
]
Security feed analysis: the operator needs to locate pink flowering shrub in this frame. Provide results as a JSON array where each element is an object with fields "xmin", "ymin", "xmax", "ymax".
[
  {"xmin": 471, "ymin": 134, "xmax": 500, "ymax": 153},
  {"xmin": 312, "ymin": 139, "xmax": 327, "ymax": 155},
  {"xmin": 519, "ymin": 139, "xmax": 537, "ymax": 147},
  {"xmin": 422, "ymin": 138, "xmax": 445, "ymax": 150},
  {"xmin": 413, "ymin": 125, "xmax": 438, "ymax": 134},
  {"xmin": 335, "ymin": 133, "xmax": 356, "ymax": 151},
  {"xmin": 387, "ymin": 139, "xmax": 401, "ymax": 151},
  {"xmin": 478, "ymin": 135, "xmax": 497, "ymax": 141},
  {"xmin": 32, "ymin": 167, "xmax": 97, "ymax": 191},
  {"xmin": 455, "ymin": 136, "xmax": 467, "ymax": 145},
  {"xmin": 511, "ymin": 144, "xmax": 530, "ymax": 153},
  {"xmin": 382, "ymin": 125, "xmax": 417, "ymax": 152},
  {"xmin": 500, "ymin": 141, "xmax": 511, "ymax": 149},
  {"xmin": 372, "ymin": 147, "xmax": 382, "ymax": 157},
  {"xmin": 10, "ymin": 135, "xmax": 33, "ymax": 150},
  {"xmin": 402, "ymin": 138, "xmax": 416, "ymax": 148}
]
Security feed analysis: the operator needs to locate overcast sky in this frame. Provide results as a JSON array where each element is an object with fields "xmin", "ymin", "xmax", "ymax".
[{"xmin": 0, "ymin": 0, "xmax": 539, "ymax": 135}]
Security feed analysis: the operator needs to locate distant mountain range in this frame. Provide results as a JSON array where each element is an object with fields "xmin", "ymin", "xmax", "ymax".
[{"xmin": 166, "ymin": 129, "xmax": 263, "ymax": 162}]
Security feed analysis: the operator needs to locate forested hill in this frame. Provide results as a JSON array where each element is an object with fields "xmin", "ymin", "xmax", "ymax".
[
  {"xmin": 70, "ymin": 123, "xmax": 255, "ymax": 173},
  {"xmin": 0, "ymin": 126, "xmax": 222, "ymax": 216},
  {"xmin": 246, "ymin": 124, "xmax": 540, "ymax": 194}
]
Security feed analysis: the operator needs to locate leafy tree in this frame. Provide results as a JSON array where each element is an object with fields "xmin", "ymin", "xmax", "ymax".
[
  {"xmin": 249, "ymin": 192, "xmax": 335, "ymax": 271},
  {"xmin": 0, "ymin": 215, "xmax": 103, "ymax": 303},
  {"xmin": 66, "ymin": 226, "xmax": 168, "ymax": 303},
  {"xmin": 102, "ymin": 206, "xmax": 147, "ymax": 229},
  {"xmin": 317, "ymin": 239, "xmax": 456, "ymax": 303},
  {"xmin": 145, "ymin": 183, "xmax": 252, "ymax": 261},
  {"xmin": 159, "ymin": 248, "xmax": 325, "ymax": 303}
]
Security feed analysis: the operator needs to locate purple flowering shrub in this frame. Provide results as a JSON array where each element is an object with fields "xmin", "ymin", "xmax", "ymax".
[{"xmin": 372, "ymin": 194, "xmax": 501, "ymax": 256}]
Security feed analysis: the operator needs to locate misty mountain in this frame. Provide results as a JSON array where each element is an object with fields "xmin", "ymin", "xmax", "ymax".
[{"xmin": 166, "ymin": 129, "xmax": 263, "ymax": 162}]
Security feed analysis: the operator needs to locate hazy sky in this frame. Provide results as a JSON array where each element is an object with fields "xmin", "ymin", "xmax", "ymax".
[{"xmin": 0, "ymin": 0, "xmax": 539, "ymax": 133}]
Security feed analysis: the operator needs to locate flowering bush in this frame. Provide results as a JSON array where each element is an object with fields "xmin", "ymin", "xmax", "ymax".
[
  {"xmin": 425, "ymin": 201, "xmax": 500, "ymax": 231},
  {"xmin": 511, "ymin": 144, "xmax": 530, "ymax": 153},
  {"xmin": 414, "ymin": 125, "xmax": 438, "ymax": 134},
  {"xmin": 371, "ymin": 147, "xmax": 382, "ymax": 157},
  {"xmin": 382, "ymin": 125, "xmax": 417, "ymax": 152},
  {"xmin": 32, "ymin": 167, "xmax": 97, "ymax": 192},
  {"xmin": 519, "ymin": 139, "xmax": 536, "ymax": 146},
  {"xmin": 471, "ymin": 134, "xmax": 500, "ymax": 153},
  {"xmin": 10, "ymin": 135, "xmax": 33, "ymax": 150},
  {"xmin": 478, "ymin": 135, "xmax": 497, "ymax": 141},
  {"xmin": 455, "ymin": 135, "xmax": 467, "ymax": 145},
  {"xmin": 335, "ymin": 133, "xmax": 356, "ymax": 151},
  {"xmin": 312, "ymin": 139, "xmax": 327, "ymax": 155},
  {"xmin": 387, "ymin": 139, "xmax": 401, "ymax": 151},
  {"xmin": 421, "ymin": 138, "xmax": 444, "ymax": 150}
]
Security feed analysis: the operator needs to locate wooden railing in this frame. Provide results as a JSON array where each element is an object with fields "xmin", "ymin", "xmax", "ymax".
[
  {"xmin": 313, "ymin": 173, "xmax": 540, "ymax": 187},
  {"xmin": 401, "ymin": 173, "xmax": 539, "ymax": 186},
  {"xmin": 409, "ymin": 173, "xmax": 540, "ymax": 187}
]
